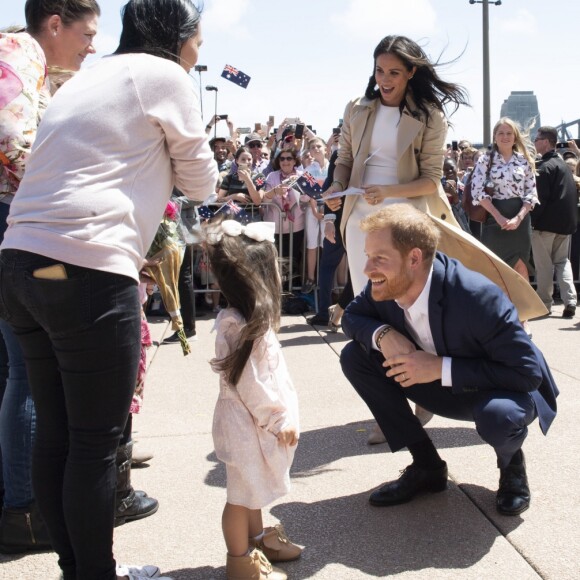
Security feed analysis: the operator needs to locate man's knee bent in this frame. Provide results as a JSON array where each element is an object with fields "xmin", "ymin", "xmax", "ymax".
[{"xmin": 473, "ymin": 394, "xmax": 535, "ymax": 448}]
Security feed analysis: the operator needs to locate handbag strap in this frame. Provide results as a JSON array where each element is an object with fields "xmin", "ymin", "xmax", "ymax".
[{"xmin": 485, "ymin": 149, "xmax": 495, "ymax": 181}]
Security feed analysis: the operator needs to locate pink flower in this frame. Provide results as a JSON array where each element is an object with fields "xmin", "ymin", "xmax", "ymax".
[
  {"xmin": 0, "ymin": 61, "xmax": 24, "ymax": 109},
  {"xmin": 164, "ymin": 200, "xmax": 178, "ymax": 220}
]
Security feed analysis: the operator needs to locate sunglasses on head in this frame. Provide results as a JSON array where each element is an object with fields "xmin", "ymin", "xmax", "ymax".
[
  {"xmin": 279, "ymin": 156, "xmax": 294, "ymax": 161},
  {"xmin": 248, "ymin": 142, "xmax": 262, "ymax": 148}
]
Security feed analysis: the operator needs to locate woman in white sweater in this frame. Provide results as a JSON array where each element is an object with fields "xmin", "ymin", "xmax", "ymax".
[{"xmin": 0, "ymin": 1, "xmax": 216, "ymax": 579}]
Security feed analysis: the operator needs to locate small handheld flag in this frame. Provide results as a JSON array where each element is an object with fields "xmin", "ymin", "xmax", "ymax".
[
  {"xmin": 296, "ymin": 172, "xmax": 324, "ymax": 200},
  {"xmin": 221, "ymin": 64, "xmax": 251, "ymax": 89}
]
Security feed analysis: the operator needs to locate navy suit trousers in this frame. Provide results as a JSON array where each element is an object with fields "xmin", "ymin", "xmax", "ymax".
[{"xmin": 341, "ymin": 341, "xmax": 537, "ymax": 468}]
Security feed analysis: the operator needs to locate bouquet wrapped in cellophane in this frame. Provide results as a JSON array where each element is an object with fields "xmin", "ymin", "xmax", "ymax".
[{"xmin": 145, "ymin": 199, "xmax": 190, "ymax": 355}]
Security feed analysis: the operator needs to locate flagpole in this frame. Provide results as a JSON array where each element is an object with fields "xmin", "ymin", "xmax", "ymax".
[
  {"xmin": 194, "ymin": 65, "xmax": 207, "ymax": 118},
  {"xmin": 205, "ymin": 85, "xmax": 219, "ymax": 139}
]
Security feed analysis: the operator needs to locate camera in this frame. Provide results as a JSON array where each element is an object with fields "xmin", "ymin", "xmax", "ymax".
[
  {"xmin": 441, "ymin": 177, "xmax": 447, "ymax": 187},
  {"xmin": 556, "ymin": 142, "xmax": 568, "ymax": 149},
  {"xmin": 452, "ymin": 140, "xmax": 458, "ymax": 151},
  {"xmin": 218, "ymin": 114, "xmax": 228, "ymax": 121},
  {"xmin": 294, "ymin": 123, "xmax": 305, "ymax": 139},
  {"xmin": 333, "ymin": 127, "xmax": 341, "ymax": 136}
]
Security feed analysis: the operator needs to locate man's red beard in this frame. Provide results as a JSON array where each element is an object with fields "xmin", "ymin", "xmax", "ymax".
[{"xmin": 368, "ymin": 265, "xmax": 413, "ymax": 302}]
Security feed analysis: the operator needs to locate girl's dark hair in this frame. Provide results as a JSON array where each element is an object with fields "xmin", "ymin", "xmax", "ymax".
[
  {"xmin": 206, "ymin": 216, "xmax": 281, "ymax": 386},
  {"xmin": 114, "ymin": 0, "xmax": 202, "ymax": 64},
  {"xmin": 272, "ymin": 148, "xmax": 299, "ymax": 171},
  {"xmin": 25, "ymin": 0, "xmax": 101, "ymax": 34},
  {"xmin": 234, "ymin": 146, "xmax": 251, "ymax": 161},
  {"xmin": 364, "ymin": 35, "xmax": 469, "ymax": 120}
]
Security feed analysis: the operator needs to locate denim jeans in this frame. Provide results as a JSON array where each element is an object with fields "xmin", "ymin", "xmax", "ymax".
[
  {"xmin": 0, "ymin": 319, "xmax": 35, "ymax": 508},
  {"xmin": 0, "ymin": 249, "xmax": 141, "ymax": 580},
  {"xmin": 317, "ymin": 231, "xmax": 346, "ymax": 317},
  {"xmin": 0, "ymin": 201, "xmax": 36, "ymax": 508}
]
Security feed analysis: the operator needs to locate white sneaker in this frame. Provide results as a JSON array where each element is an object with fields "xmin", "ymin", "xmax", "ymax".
[{"xmin": 116, "ymin": 564, "xmax": 161, "ymax": 578}]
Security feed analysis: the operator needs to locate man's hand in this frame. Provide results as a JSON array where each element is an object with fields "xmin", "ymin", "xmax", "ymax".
[
  {"xmin": 378, "ymin": 328, "xmax": 416, "ymax": 359},
  {"xmin": 277, "ymin": 425, "xmax": 299, "ymax": 446},
  {"xmin": 383, "ymin": 351, "xmax": 443, "ymax": 387}
]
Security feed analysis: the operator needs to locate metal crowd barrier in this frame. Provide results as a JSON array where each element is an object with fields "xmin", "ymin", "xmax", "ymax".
[{"xmin": 190, "ymin": 201, "xmax": 320, "ymax": 304}]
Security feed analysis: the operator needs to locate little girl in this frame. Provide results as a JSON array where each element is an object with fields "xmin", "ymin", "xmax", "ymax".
[{"xmin": 205, "ymin": 218, "xmax": 302, "ymax": 580}]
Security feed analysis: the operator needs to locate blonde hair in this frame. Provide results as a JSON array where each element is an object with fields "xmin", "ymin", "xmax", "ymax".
[
  {"xmin": 492, "ymin": 117, "xmax": 536, "ymax": 171},
  {"xmin": 360, "ymin": 204, "xmax": 440, "ymax": 265}
]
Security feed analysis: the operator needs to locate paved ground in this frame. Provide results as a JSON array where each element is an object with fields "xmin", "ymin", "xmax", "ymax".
[{"xmin": 1, "ymin": 305, "xmax": 579, "ymax": 579}]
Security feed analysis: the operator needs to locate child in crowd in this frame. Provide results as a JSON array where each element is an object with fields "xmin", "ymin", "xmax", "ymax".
[{"xmin": 205, "ymin": 217, "xmax": 301, "ymax": 580}]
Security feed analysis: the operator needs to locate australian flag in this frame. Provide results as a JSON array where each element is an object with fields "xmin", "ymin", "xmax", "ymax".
[
  {"xmin": 296, "ymin": 172, "xmax": 324, "ymax": 200},
  {"xmin": 221, "ymin": 64, "xmax": 251, "ymax": 89},
  {"xmin": 216, "ymin": 200, "xmax": 252, "ymax": 225},
  {"xmin": 253, "ymin": 172, "xmax": 266, "ymax": 190},
  {"xmin": 197, "ymin": 205, "xmax": 214, "ymax": 221}
]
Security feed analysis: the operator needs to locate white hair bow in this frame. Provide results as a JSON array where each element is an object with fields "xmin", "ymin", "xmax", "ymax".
[{"xmin": 212, "ymin": 220, "xmax": 275, "ymax": 243}]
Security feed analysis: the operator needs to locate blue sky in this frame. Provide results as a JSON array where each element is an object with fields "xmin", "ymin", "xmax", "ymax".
[{"xmin": 4, "ymin": 0, "xmax": 579, "ymax": 144}]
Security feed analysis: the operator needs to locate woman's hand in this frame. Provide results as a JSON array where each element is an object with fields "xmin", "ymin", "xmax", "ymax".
[
  {"xmin": 502, "ymin": 216, "xmax": 521, "ymax": 230},
  {"xmin": 229, "ymin": 193, "xmax": 248, "ymax": 203},
  {"xmin": 277, "ymin": 425, "xmax": 299, "ymax": 446},
  {"xmin": 567, "ymin": 140, "xmax": 580, "ymax": 156},
  {"xmin": 324, "ymin": 221, "xmax": 336, "ymax": 243},
  {"xmin": 363, "ymin": 184, "xmax": 389, "ymax": 205},
  {"xmin": 237, "ymin": 167, "xmax": 252, "ymax": 184},
  {"xmin": 443, "ymin": 180, "xmax": 459, "ymax": 204}
]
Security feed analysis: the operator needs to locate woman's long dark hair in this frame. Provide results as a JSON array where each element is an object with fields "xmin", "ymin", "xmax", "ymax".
[
  {"xmin": 114, "ymin": 0, "xmax": 202, "ymax": 64},
  {"xmin": 364, "ymin": 35, "xmax": 469, "ymax": 120},
  {"xmin": 206, "ymin": 217, "xmax": 281, "ymax": 387}
]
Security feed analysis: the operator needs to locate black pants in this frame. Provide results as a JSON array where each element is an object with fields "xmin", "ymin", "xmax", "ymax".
[
  {"xmin": 0, "ymin": 250, "xmax": 141, "ymax": 580},
  {"xmin": 340, "ymin": 341, "xmax": 536, "ymax": 468},
  {"xmin": 178, "ymin": 244, "xmax": 196, "ymax": 331}
]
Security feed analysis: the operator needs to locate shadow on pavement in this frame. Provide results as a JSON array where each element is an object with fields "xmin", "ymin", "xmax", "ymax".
[{"xmin": 204, "ymin": 421, "xmax": 485, "ymax": 489}]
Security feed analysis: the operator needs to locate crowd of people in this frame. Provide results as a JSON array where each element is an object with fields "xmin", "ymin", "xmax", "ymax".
[{"xmin": 0, "ymin": 0, "xmax": 576, "ymax": 579}]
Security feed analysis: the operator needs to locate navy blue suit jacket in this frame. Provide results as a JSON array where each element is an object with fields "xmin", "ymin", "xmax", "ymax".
[{"xmin": 342, "ymin": 253, "xmax": 559, "ymax": 434}]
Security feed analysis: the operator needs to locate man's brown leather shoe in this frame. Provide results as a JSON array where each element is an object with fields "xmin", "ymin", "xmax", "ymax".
[{"xmin": 369, "ymin": 462, "xmax": 448, "ymax": 507}]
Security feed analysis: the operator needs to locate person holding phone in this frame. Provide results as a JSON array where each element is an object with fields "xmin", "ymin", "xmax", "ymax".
[{"xmin": 217, "ymin": 146, "xmax": 262, "ymax": 206}]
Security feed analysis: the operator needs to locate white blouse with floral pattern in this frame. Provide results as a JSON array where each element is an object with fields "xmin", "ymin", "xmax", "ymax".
[{"xmin": 470, "ymin": 151, "xmax": 538, "ymax": 208}]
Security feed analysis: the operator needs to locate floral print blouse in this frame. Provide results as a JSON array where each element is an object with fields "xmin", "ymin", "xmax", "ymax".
[
  {"xmin": 470, "ymin": 151, "xmax": 538, "ymax": 208},
  {"xmin": 0, "ymin": 32, "xmax": 50, "ymax": 197}
]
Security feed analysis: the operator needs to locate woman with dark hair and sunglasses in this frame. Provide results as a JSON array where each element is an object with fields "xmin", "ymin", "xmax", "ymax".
[
  {"xmin": 262, "ymin": 149, "xmax": 306, "ymax": 280},
  {"xmin": 0, "ymin": 0, "xmax": 217, "ymax": 578}
]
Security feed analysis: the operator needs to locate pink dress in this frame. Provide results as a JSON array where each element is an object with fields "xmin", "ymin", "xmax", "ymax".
[{"xmin": 212, "ymin": 308, "xmax": 299, "ymax": 509}]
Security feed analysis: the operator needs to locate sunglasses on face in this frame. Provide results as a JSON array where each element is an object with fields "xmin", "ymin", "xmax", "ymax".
[
  {"xmin": 279, "ymin": 156, "xmax": 294, "ymax": 161},
  {"xmin": 248, "ymin": 142, "xmax": 262, "ymax": 148}
]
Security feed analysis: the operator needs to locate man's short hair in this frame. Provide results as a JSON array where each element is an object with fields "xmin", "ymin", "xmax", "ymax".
[
  {"xmin": 360, "ymin": 204, "xmax": 441, "ymax": 265},
  {"xmin": 536, "ymin": 126, "xmax": 558, "ymax": 146}
]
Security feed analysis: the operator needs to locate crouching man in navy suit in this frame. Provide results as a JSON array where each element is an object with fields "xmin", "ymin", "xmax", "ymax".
[{"xmin": 340, "ymin": 204, "xmax": 558, "ymax": 515}]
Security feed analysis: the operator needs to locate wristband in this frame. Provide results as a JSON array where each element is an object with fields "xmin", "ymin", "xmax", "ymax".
[
  {"xmin": 331, "ymin": 180, "xmax": 345, "ymax": 191},
  {"xmin": 375, "ymin": 325, "xmax": 393, "ymax": 350},
  {"xmin": 323, "ymin": 213, "xmax": 336, "ymax": 223}
]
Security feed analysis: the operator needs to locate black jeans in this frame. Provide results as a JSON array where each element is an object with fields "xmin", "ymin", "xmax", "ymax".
[{"xmin": 0, "ymin": 250, "xmax": 141, "ymax": 580}]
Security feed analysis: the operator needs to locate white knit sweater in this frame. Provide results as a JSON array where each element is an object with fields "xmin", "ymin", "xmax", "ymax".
[{"xmin": 2, "ymin": 52, "xmax": 218, "ymax": 281}]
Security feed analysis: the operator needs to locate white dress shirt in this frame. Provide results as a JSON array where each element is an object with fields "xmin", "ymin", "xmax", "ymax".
[{"xmin": 373, "ymin": 267, "xmax": 453, "ymax": 386}]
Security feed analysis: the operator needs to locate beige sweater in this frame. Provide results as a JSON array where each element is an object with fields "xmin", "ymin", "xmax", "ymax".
[{"xmin": 2, "ymin": 53, "xmax": 217, "ymax": 281}]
